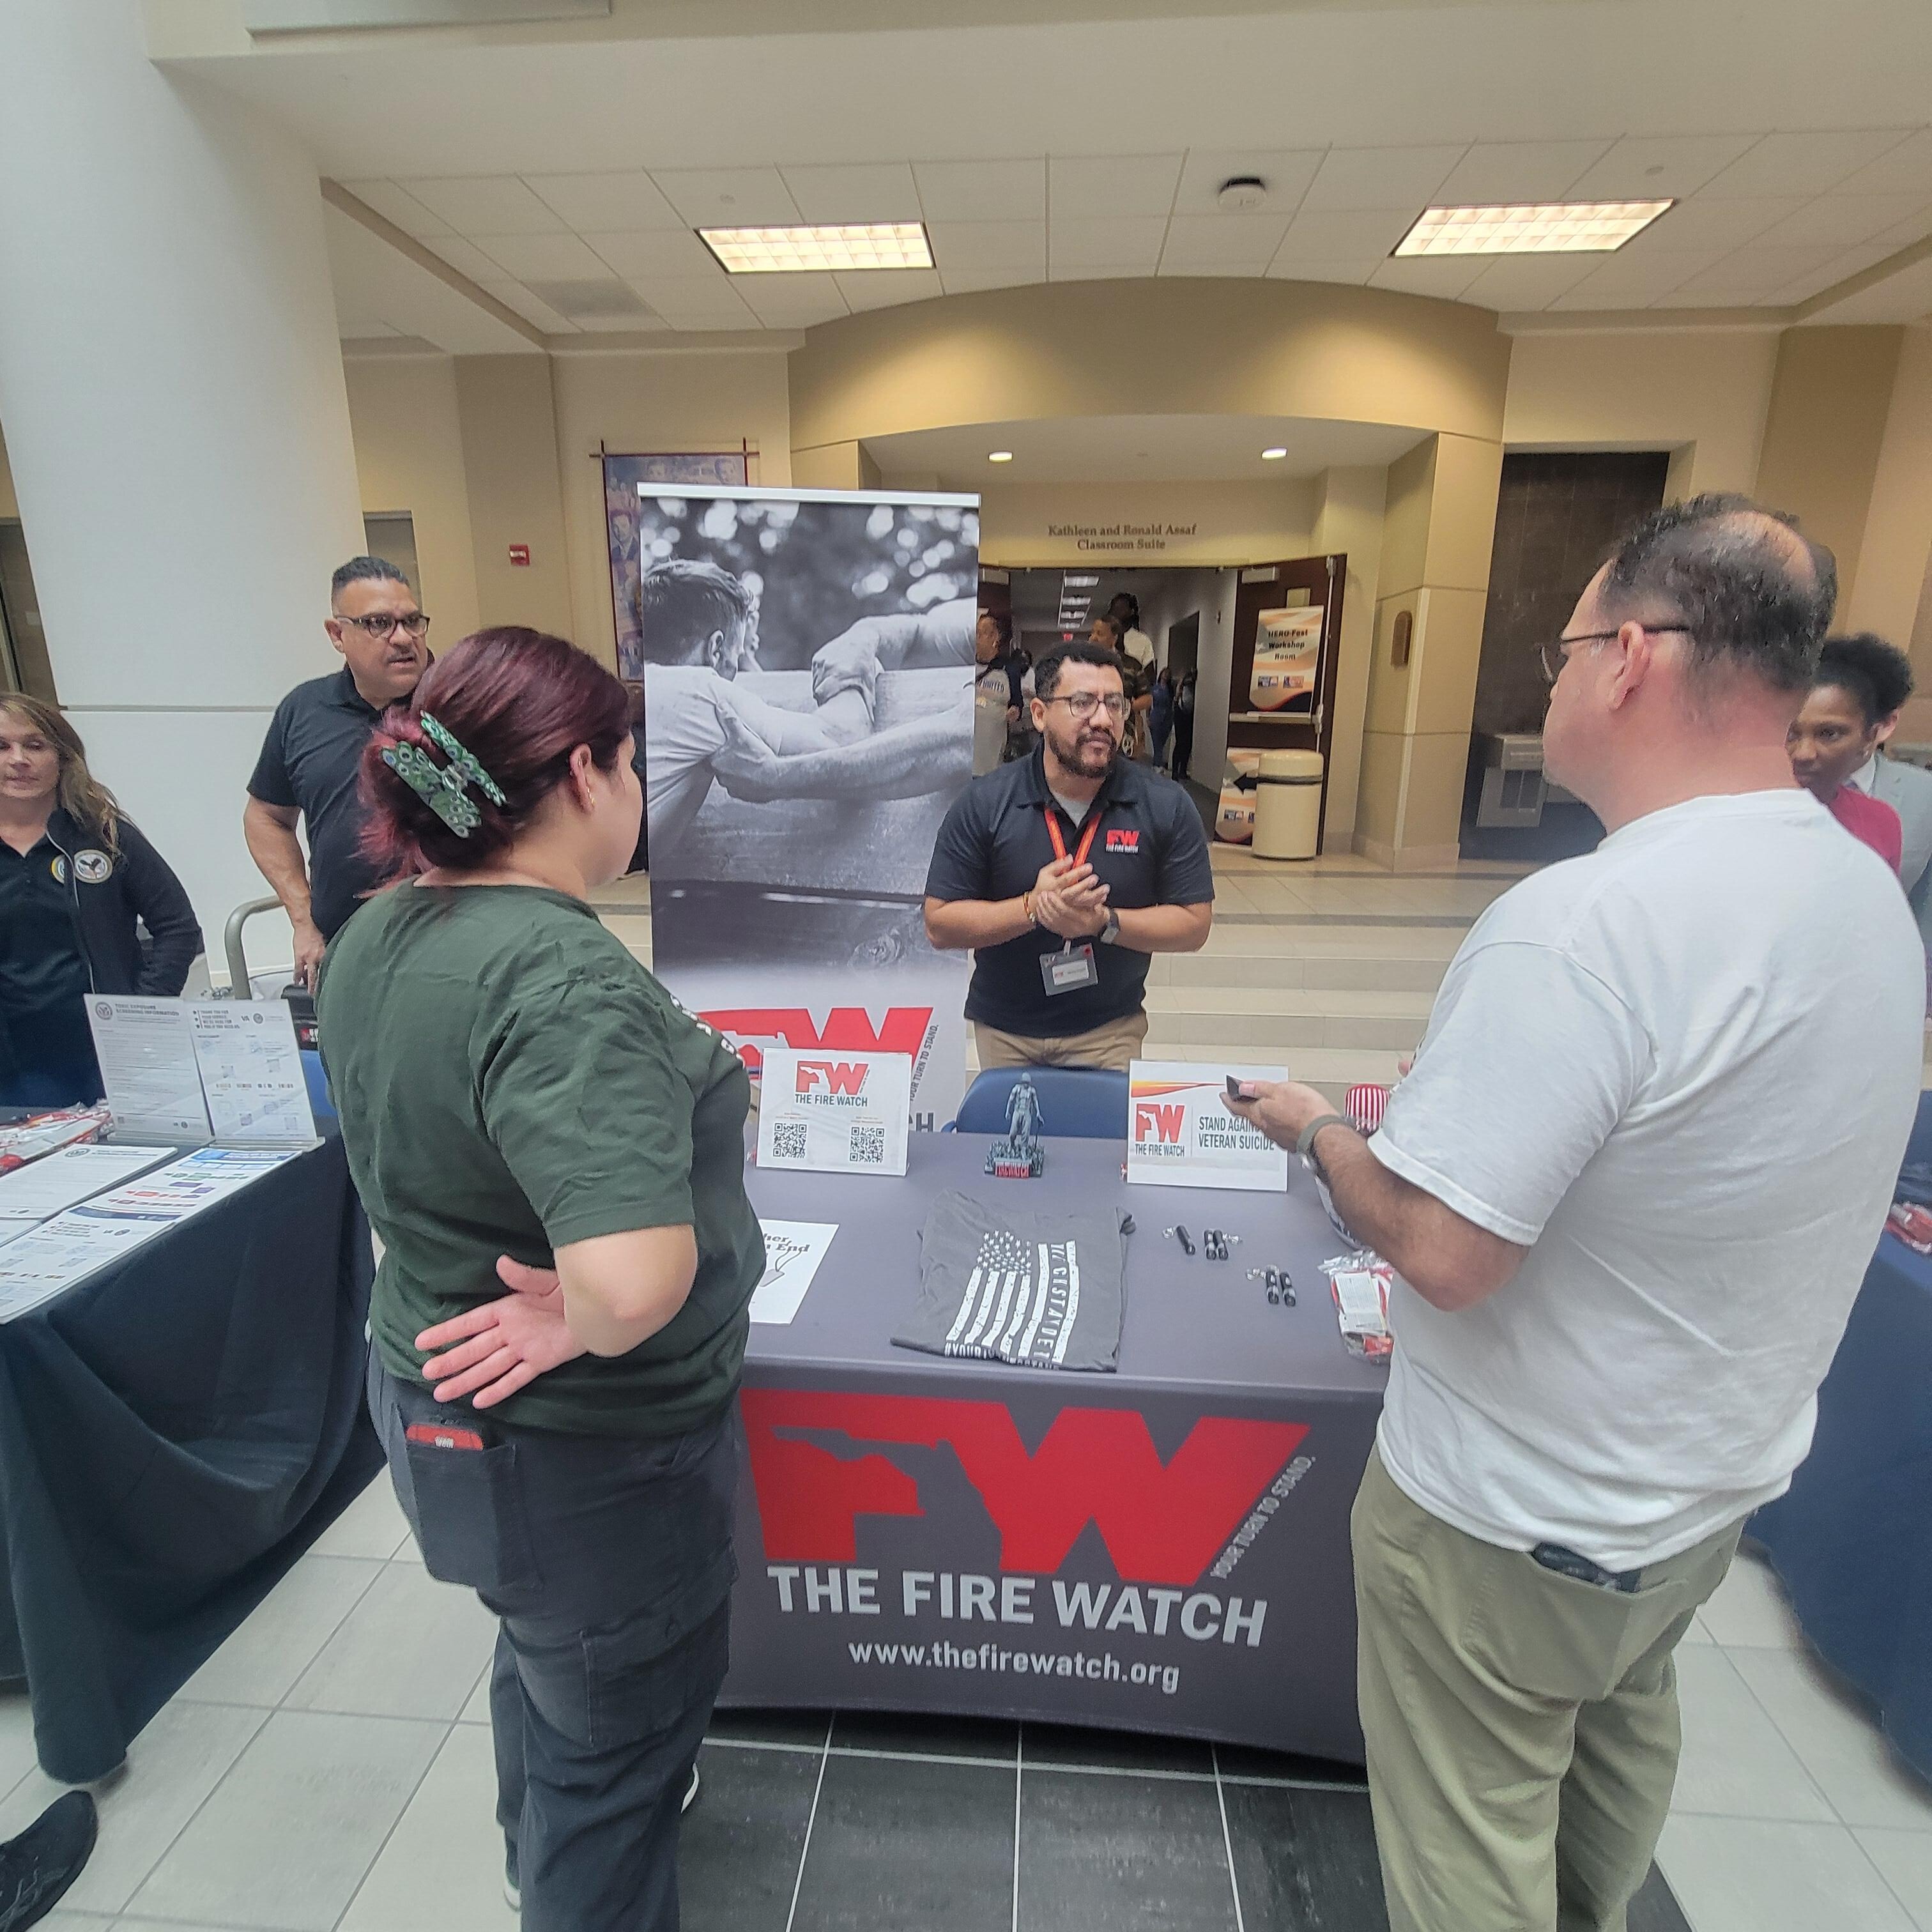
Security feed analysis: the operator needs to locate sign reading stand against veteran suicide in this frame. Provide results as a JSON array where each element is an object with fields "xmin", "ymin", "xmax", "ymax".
[
  {"xmin": 756, "ymin": 1048, "xmax": 912, "ymax": 1176},
  {"xmin": 1126, "ymin": 1061, "xmax": 1291, "ymax": 1193}
]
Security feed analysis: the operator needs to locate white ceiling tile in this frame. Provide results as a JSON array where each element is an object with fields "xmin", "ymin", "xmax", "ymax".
[
  {"xmin": 572, "ymin": 311, "xmax": 671, "ymax": 334},
  {"xmin": 1672, "ymin": 244, "xmax": 1846, "ymax": 296},
  {"xmin": 340, "ymin": 320, "xmax": 400, "ymax": 339},
  {"xmin": 584, "ymin": 229, "xmax": 718, "ymax": 279},
  {"xmin": 523, "ymin": 171, "xmax": 684, "ymax": 233},
  {"xmin": 1431, "ymin": 140, "xmax": 1616, "ymax": 207},
  {"xmin": 1772, "ymin": 241, "xmax": 1904, "ymax": 304},
  {"xmin": 1873, "ymin": 208, "xmax": 1932, "ymax": 248},
  {"xmin": 1158, "ymin": 214, "xmax": 1289, "ymax": 272},
  {"xmin": 1171, "ymin": 150, "xmax": 1324, "ymax": 217},
  {"xmin": 779, "ymin": 163, "xmax": 922, "ymax": 223},
  {"xmin": 661, "ymin": 312, "xmax": 763, "ymax": 333},
  {"xmin": 926, "ymin": 220, "xmax": 1046, "ymax": 272},
  {"xmin": 477, "ymin": 280, "xmax": 578, "ymax": 333},
  {"xmin": 912, "ymin": 158, "xmax": 1045, "ymax": 222},
  {"xmin": 649, "ymin": 168, "xmax": 800, "ymax": 226},
  {"xmin": 1264, "ymin": 257, "xmax": 1381, "ymax": 286},
  {"xmin": 1274, "ymin": 208, "xmax": 1416, "ymax": 259},
  {"xmin": 1048, "ymin": 154, "xmax": 1183, "ymax": 219},
  {"xmin": 939, "ymin": 267, "xmax": 1040, "ymax": 295},
  {"xmin": 733, "ymin": 273, "xmax": 850, "ymax": 326},
  {"xmin": 1455, "ymin": 254, "xmax": 1600, "ymax": 311},
  {"xmin": 834, "ymin": 268, "xmax": 944, "ymax": 312},
  {"xmin": 1638, "ymin": 197, "xmax": 1806, "ymax": 250},
  {"xmin": 1367, "ymin": 256, "xmax": 1488, "ymax": 300},
  {"xmin": 1300, "ymin": 146, "xmax": 1466, "ymax": 213},
  {"xmin": 397, "ymin": 176, "xmax": 565, "ymax": 236},
  {"xmin": 471, "ymin": 231, "xmax": 611, "ymax": 280},
  {"xmin": 420, "ymin": 235, "xmax": 505, "ymax": 283},
  {"xmin": 1699, "ymin": 130, "xmax": 1913, "ymax": 200},
  {"xmin": 1048, "ymin": 215, "xmax": 1167, "ymax": 270},
  {"xmin": 1047, "ymin": 262, "xmax": 1156, "ymax": 285},
  {"xmin": 1834, "ymin": 130, "xmax": 1932, "ymax": 199},
  {"xmin": 1546, "ymin": 252, "xmax": 1708, "ymax": 308},
  {"xmin": 339, "ymin": 180, "xmax": 450, "ymax": 238},
  {"xmin": 1564, "ymin": 134, "xmax": 1762, "ymax": 202},
  {"xmin": 634, "ymin": 278, "xmax": 757, "ymax": 327},
  {"xmin": 1751, "ymin": 194, "xmax": 1929, "ymax": 250}
]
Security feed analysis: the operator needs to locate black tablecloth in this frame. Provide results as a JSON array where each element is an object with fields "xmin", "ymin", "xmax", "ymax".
[
  {"xmin": 0, "ymin": 1137, "xmax": 382, "ymax": 1783},
  {"xmin": 1752, "ymin": 1100, "xmax": 1932, "ymax": 1782}
]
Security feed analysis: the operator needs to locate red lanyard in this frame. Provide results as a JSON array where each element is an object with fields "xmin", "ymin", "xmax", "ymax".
[{"xmin": 1045, "ymin": 803, "xmax": 1101, "ymax": 870}]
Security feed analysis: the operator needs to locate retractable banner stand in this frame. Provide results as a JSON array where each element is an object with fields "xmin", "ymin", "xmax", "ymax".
[{"xmin": 624, "ymin": 486, "xmax": 980, "ymax": 1130}]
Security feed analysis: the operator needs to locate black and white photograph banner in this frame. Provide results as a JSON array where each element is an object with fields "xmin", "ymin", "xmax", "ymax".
[{"xmin": 625, "ymin": 484, "xmax": 981, "ymax": 1128}]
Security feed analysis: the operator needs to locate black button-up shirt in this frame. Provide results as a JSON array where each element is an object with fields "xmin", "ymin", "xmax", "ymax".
[
  {"xmin": 249, "ymin": 667, "xmax": 396, "ymax": 939},
  {"xmin": 0, "ymin": 832, "xmax": 92, "ymax": 1082},
  {"xmin": 925, "ymin": 746, "xmax": 1215, "ymax": 1038}
]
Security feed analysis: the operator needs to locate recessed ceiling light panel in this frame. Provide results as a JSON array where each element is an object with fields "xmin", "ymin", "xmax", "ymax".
[
  {"xmin": 699, "ymin": 222, "xmax": 933, "ymax": 273},
  {"xmin": 988, "ymin": 450, "xmax": 1015, "ymax": 463},
  {"xmin": 1394, "ymin": 200, "xmax": 1673, "ymax": 257},
  {"xmin": 1261, "ymin": 446, "xmax": 1288, "ymax": 461}
]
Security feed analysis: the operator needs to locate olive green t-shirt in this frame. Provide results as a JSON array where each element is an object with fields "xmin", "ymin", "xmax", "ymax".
[{"xmin": 315, "ymin": 882, "xmax": 763, "ymax": 1438}]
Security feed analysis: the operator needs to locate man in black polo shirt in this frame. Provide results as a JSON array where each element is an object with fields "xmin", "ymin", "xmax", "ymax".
[
  {"xmin": 924, "ymin": 641, "xmax": 1215, "ymax": 1071},
  {"xmin": 243, "ymin": 556, "xmax": 429, "ymax": 986}
]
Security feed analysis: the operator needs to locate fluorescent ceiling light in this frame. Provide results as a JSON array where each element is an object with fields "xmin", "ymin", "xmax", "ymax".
[
  {"xmin": 1394, "ymin": 200, "xmax": 1673, "ymax": 256},
  {"xmin": 699, "ymin": 222, "xmax": 933, "ymax": 273},
  {"xmin": 1064, "ymin": 575, "xmax": 1099, "ymax": 587},
  {"xmin": 988, "ymin": 450, "xmax": 1015, "ymax": 463},
  {"xmin": 1261, "ymin": 446, "xmax": 1288, "ymax": 461}
]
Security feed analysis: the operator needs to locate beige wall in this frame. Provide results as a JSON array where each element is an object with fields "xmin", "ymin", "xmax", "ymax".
[
  {"xmin": 1501, "ymin": 327, "xmax": 1781, "ymax": 497},
  {"xmin": 341, "ymin": 351, "xmax": 481, "ymax": 641},
  {"xmin": 548, "ymin": 346, "xmax": 792, "ymax": 669},
  {"xmin": 1312, "ymin": 464, "xmax": 1388, "ymax": 852},
  {"xmin": 977, "ymin": 480, "xmax": 1315, "ymax": 569}
]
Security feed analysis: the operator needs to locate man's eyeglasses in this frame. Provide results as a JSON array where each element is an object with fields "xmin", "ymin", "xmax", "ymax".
[
  {"xmin": 337, "ymin": 612, "xmax": 431, "ymax": 640},
  {"xmin": 1045, "ymin": 692, "xmax": 1129, "ymax": 722},
  {"xmin": 1536, "ymin": 623, "xmax": 1691, "ymax": 686}
]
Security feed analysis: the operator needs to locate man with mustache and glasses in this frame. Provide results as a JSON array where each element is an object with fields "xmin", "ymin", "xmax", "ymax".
[{"xmin": 922, "ymin": 641, "xmax": 1215, "ymax": 1071}]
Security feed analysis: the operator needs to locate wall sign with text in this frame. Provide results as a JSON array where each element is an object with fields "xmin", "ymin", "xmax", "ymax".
[
  {"xmin": 1126, "ymin": 1061, "xmax": 1289, "ymax": 1192},
  {"xmin": 756, "ymin": 1048, "xmax": 914, "ymax": 1176}
]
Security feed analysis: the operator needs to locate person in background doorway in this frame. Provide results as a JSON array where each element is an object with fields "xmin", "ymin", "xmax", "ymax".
[
  {"xmin": 1170, "ymin": 667, "xmax": 1197, "ymax": 782},
  {"xmin": 973, "ymin": 608, "xmax": 1028, "ymax": 776},
  {"xmin": 1149, "ymin": 666, "xmax": 1176, "ymax": 770},
  {"xmin": 1226, "ymin": 495, "xmax": 1922, "ymax": 1932},
  {"xmin": 0, "ymin": 697, "xmax": 200, "ymax": 1107},
  {"xmin": 924, "ymin": 641, "xmax": 1214, "ymax": 1071},
  {"xmin": 316, "ymin": 627, "xmax": 762, "ymax": 1932},
  {"xmin": 1790, "ymin": 632, "xmax": 1929, "ymax": 902},
  {"xmin": 1089, "ymin": 613, "xmax": 1152, "ymax": 759},
  {"xmin": 1108, "ymin": 592, "xmax": 1155, "ymax": 673},
  {"xmin": 244, "ymin": 556, "xmax": 429, "ymax": 987}
]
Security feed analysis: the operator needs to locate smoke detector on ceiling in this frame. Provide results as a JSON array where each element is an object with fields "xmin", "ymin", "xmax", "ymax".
[{"xmin": 1216, "ymin": 176, "xmax": 1269, "ymax": 213}]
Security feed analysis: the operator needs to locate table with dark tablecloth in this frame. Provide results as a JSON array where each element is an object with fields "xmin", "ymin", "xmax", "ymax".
[
  {"xmin": 0, "ymin": 1136, "xmax": 382, "ymax": 1784},
  {"xmin": 1751, "ymin": 1100, "xmax": 1932, "ymax": 1783},
  {"xmin": 731, "ymin": 1133, "xmax": 1388, "ymax": 1763}
]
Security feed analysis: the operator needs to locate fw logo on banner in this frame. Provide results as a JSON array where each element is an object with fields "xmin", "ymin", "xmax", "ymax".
[
  {"xmin": 757, "ymin": 1047, "xmax": 912, "ymax": 1176},
  {"xmin": 797, "ymin": 1060, "xmax": 869, "ymax": 1098},
  {"xmin": 1125, "ymin": 1060, "xmax": 1289, "ymax": 1192}
]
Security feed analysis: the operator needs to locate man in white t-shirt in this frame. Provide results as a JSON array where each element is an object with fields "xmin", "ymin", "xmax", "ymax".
[{"xmin": 1229, "ymin": 494, "xmax": 1924, "ymax": 1932}]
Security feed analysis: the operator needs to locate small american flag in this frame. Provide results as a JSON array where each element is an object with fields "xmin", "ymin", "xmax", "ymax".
[{"xmin": 1346, "ymin": 1084, "xmax": 1390, "ymax": 1134}]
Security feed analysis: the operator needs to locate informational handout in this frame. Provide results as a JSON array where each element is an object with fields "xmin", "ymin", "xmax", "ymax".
[
  {"xmin": 189, "ymin": 1001, "xmax": 316, "ymax": 1144},
  {"xmin": 756, "ymin": 1049, "xmax": 912, "ymax": 1176},
  {"xmin": 72, "ymin": 1145, "xmax": 298, "ymax": 1223},
  {"xmin": 0, "ymin": 1143, "xmax": 174, "ymax": 1225},
  {"xmin": 0, "ymin": 1215, "xmax": 171, "ymax": 1321},
  {"xmin": 751, "ymin": 1219, "xmax": 838, "ymax": 1324},
  {"xmin": 85, "ymin": 997, "xmax": 212, "ymax": 1141},
  {"xmin": 1125, "ymin": 1061, "xmax": 1291, "ymax": 1193}
]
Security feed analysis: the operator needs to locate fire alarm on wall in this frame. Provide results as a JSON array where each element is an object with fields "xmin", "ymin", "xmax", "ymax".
[{"xmin": 508, "ymin": 544, "xmax": 530, "ymax": 567}]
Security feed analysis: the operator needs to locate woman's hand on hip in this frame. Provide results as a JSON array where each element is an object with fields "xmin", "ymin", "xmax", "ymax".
[{"xmin": 415, "ymin": 1256, "xmax": 587, "ymax": 1409}]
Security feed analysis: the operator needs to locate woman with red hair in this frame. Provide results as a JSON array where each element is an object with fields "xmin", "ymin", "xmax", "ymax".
[{"xmin": 315, "ymin": 627, "xmax": 762, "ymax": 1932}]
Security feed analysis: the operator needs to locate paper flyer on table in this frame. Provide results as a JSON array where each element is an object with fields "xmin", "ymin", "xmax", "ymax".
[
  {"xmin": 1125, "ymin": 1060, "xmax": 1291, "ymax": 1192},
  {"xmin": 189, "ymin": 1001, "xmax": 316, "ymax": 1145},
  {"xmin": 0, "ymin": 1213, "xmax": 171, "ymax": 1320},
  {"xmin": 0, "ymin": 1143, "xmax": 175, "ymax": 1225},
  {"xmin": 751, "ymin": 1220, "xmax": 838, "ymax": 1324},
  {"xmin": 68, "ymin": 1146, "xmax": 300, "ymax": 1225},
  {"xmin": 756, "ymin": 1049, "xmax": 912, "ymax": 1176},
  {"xmin": 85, "ymin": 997, "xmax": 213, "ymax": 1141}
]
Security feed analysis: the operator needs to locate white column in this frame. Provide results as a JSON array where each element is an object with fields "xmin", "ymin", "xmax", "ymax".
[{"xmin": 0, "ymin": 0, "xmax": 365, "ymax": 975}]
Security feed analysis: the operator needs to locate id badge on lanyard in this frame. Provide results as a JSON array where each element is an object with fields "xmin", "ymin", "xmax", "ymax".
[{"xmin": 1040, "ymin": 804, "xmax": 1103, "ymax": 997}]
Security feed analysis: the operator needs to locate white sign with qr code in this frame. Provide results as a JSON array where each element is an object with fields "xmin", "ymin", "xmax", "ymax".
[{"xmin": 756, "ymin": 1049, "xmax": 912, "ymax": 1176}]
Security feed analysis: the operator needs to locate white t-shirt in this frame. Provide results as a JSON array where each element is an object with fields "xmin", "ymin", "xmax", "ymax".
[{"xmin": 1370, "ymin": 788, "xmax": 1924, "ymax": 1569}]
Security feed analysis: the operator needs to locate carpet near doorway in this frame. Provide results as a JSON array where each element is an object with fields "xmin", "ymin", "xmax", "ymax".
[{"xmin": 686, "ymin": 1709, "xmax": 1694, "ymax": 1931}]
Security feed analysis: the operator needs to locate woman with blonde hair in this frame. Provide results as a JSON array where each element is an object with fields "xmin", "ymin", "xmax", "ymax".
[{"xmin": 0, "ymin": 695, "xmax": 201, "ymax": 1105}]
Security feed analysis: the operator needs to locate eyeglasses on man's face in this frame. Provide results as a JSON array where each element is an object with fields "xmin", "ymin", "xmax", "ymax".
[
  {"xmin": 1045, "ymin": 691, "xmax": 1129, "ymax": 722},
  {"xmin": 1536, "ymin": 622, "xmax": 1692, "ymax": 686},
  {"xmin": 337, "ymin": 612, "xmax": 431, "ymax": 640}
]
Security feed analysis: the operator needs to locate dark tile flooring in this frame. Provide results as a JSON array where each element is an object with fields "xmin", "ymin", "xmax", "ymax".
[{"xmin": 682, "ymin": 1710, "xmax": 1694, "ymax": 1930}]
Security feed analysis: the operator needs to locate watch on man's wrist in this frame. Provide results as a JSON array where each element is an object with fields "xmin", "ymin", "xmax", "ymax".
[
  {"xmin": 1294, "ymin": 1112, "xmax": 1353, "ymax": 1171},
  {"xmin": 1097, "ymin": 908, "xmax": 1122, "ymax": 946}
]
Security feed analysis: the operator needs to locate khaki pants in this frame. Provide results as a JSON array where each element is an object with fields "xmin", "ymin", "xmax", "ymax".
[
  {"xmin": 972, "ymin": 1009, "xmax": 1149, "ymax": 1072},
  {"xmin": 1351, "ymin": 1447, "xmax": 1743, "ymax": 1932}
]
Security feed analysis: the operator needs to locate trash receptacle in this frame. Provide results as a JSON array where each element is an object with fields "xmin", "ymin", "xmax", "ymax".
[{"xmin": 1253, "ymin": 748, "xmax": 1324, "ymax": 859}]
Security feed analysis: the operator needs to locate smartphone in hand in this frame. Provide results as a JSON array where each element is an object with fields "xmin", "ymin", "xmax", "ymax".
[{"xmin": 1226, "ymin": 1075, "xmax": 1248, "ymax": 1102}]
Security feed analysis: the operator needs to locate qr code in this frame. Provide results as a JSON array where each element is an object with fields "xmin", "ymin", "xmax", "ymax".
[
  {"xmin": 849, "ymin": 1124, "xmax": 887, "ymax": 1165},
  {"xmin": 770, "ymin": 1121, "xmax": 808, "ymax": 1161}
]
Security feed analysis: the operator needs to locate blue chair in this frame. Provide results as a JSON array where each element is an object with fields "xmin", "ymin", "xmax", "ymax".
[
  {"xmin": 300, "ymin": 1046, "xmax": 338, "ymax": 1129},
  {"xmin": 948, "ymin": 1066, "xmax": 1128, "ymax": 1140}
]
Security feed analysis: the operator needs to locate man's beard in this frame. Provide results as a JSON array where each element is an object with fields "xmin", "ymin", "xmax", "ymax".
[{"xmin": 1045, "ymin": 717, "xmax": 1119, "ymax": 780}]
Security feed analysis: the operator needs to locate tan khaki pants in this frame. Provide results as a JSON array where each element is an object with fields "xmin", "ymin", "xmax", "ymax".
[
  {"xmin": 972, "ymin": 1009, "xmax": 1149, "ymax": 1072},
  {"xmin": 1351, "ymin": 1446, "xmax": 1742, "ymax": 1932}
]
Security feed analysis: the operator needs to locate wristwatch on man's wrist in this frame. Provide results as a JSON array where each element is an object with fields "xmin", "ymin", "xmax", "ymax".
[
  {"xmin": 1097, "ymin": 908, "xmax": 1122, "ymax": 946},
  {"xmin": 1295, "ymin": 1112, "xmax": 1353, "ymax": 1171}
]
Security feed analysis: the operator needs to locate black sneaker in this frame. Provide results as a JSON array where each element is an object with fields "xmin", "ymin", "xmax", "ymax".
[{"xmin": 0, "ymin": 1792, "xmax": 97, "ymax": 1931}]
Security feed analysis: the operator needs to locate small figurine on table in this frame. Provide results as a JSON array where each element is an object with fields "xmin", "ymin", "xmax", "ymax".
[{"xmin": 986, "ymin": 1073, "xmax": 1045, "ymax": 1179}]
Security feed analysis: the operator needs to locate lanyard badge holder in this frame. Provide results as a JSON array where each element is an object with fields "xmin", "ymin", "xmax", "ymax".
[{"xmin": 1039, "ymin": 806, "xmax": 1102, "ymax": 996}]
